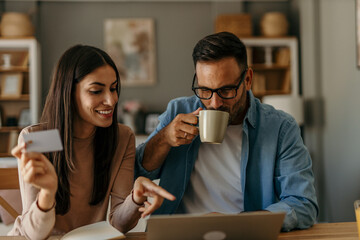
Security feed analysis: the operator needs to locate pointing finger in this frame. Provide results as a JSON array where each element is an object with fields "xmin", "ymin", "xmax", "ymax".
[{"xmin": 141, "ymin": 181, "xmax": 176, "ymax": 201}]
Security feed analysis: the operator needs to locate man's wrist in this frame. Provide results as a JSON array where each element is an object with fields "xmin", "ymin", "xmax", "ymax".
[{"xmin": 157, "ymin": 127, "xmax": 172, "ymax": 148}]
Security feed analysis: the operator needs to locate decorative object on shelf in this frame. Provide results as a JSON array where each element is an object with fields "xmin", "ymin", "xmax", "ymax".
[
  {"xmin": 120, "ymin": 100, "xmax": 146, "ymax": 134},
  {"xmin": 0, "ymin": 73, "xmax": 23, "ymax": 97},
  {"xmin": 5, "ymin": 117, "xmax": 17, "ymax": 127},
  {"xmin": 0, "ymin": 51, "xmax": 28, "ymax": 68},
  {"xmin": 2, "ymin": 54, "xmax": 12, "ymax": 68},
  {"xmin": 275, "ymin": 48, "xmax": 290, "ymax": 66},
  {"xmin": 357, "ymin": 0, "xmax": 360, "ymax": 68},
  {"xmin": 0, "ymin": 12, "xmax": 34, "ymax": 38},
  {"xmin": 0, "ymin": 73, "xmax": 23, "ymax": 98},
  {"xmin": 215, "ymin": 14, "xmax": 252, "ymax": 37},
  {"xmin": 260, "ymin": 12, "xmax": 289, "ymax": 37},
  {"xmin": 104, "ymin": 18, "xmax": 156, "ymax": 86},
  {"xmin": 18, "ymin": 108, "xmax": 30, "ymax": 127}
]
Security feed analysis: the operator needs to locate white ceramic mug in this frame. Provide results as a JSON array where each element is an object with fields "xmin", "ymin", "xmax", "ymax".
[{"xmin": 198, "ymin": 110, "xmax": 229, "ymax": 144}]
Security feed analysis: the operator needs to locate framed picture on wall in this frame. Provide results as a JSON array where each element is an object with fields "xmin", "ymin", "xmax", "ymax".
[
  {"xmin": 357, "ymin": 0, "xmax": 360, "ymax": 68},
  {"xmin": 0, "ymin": 73, "xmax": 23, "ymax": 98},
  {"xmin": 104, "ymin": 18, "xmax": 156, "ymax": 86}
]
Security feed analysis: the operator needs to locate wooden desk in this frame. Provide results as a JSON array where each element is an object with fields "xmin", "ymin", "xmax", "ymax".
[
  {"xmin": 278, "ymin": 222, "xmax": 359, "ymax": 240},
  {"xmin": 0, "ymin": 222, "xmax": 358, "ymax": 240},
  {"xmin": 125, "ymin": 222, "xmax": 360, "ymax": 240}
]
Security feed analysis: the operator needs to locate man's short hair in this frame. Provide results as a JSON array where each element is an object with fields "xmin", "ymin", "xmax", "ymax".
[{"xmin": 192, "ymin": 32, "xmax": 248, "ymax": 71}]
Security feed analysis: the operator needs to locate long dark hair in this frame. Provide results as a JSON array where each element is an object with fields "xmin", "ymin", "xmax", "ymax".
[{"xmin": 41, "ymin": 45, "xmax": 121, "ymax": 215}]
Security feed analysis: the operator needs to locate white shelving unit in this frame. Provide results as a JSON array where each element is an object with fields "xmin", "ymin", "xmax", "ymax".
[
  {"xmin": 241, "ymin": 37, "xmax": 299, "ymax": 98},
  {"xmin": 242, "ymin": 37, "xmax": 303, "ymax": 125},
  {"xmin": 0, "ymin": 38, "xmax": 41, "ymax": 123},
  {"xmin": 0, "ymin": 38, "xmax": 41, "ymax": 158}
]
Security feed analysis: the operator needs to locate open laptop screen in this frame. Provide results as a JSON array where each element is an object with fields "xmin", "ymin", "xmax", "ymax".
[{"xmin": 147, "ymin": 211, "xmax": 285, "ymax": 240}]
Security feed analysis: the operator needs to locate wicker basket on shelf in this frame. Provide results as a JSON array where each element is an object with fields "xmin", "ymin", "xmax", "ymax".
[
  {"xmin": 215, "ymin": 14, "xmax": 253, "ymax": 38},
  {"xmin": 260, "ymin": 12, "xmax": 289, "ymax": 37},
  {"xmin": 0, "ymin": 12, "xmax": 34, "ymax": 38}
]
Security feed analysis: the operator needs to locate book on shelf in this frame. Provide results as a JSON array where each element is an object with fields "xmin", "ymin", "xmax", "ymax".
[
  {"xmin": 281, "ymin": 69, "xmax": 291, "ymax": 93},
  {"xmin": 252, "ymin": 73, "xmax": 266, "ymax": 95},
  {"xmin": 246, "ymin": 47, "xmax": 253, "ymax": 66},
  {"xmin": 61, "ymin": 221, "xmax": 125, "ymax": 240},
  {"xmin": 19, "ymin": 52, "xmax": 29, "ymax": 67},
  {"xmin": 275, "ymin": 48, "xmax": 290, "ymax": 66}
]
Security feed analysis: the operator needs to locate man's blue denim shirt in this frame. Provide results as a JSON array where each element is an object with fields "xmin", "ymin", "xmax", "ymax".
[{"xmin": 135, "ymin": 91, "xmax": 319, "ymax": 231}]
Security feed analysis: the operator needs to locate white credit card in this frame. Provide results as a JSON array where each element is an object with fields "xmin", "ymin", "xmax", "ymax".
[{"xmin": 23, "ymin": 129, "xmax": 63, "ymax": 153}]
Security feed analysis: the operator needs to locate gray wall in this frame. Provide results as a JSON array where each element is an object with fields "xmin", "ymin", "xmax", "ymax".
[
  {"xmin": 320, "ymin": 0, "xmax": 360, "ymax": 222},
  {"xmin": 300, "ymin": 0, "xmax": 360, "ymax": 222},
  {"xmin": 38, "ymin": 2, "xmax": 215, "ymax": 112},
  {"xmin": 2, "ymin": 1, "xmax": 295, "ymax": 113}
]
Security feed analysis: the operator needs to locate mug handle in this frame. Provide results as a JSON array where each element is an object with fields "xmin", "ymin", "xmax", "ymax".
[{"xmin": 193, "ymin": 115, "xmax": 199, "ymax": 128}]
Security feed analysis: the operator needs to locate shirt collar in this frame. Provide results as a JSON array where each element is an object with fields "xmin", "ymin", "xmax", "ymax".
[{"xmin": 244, "ymin": 90, "xmax": 257, "ymax": 129}]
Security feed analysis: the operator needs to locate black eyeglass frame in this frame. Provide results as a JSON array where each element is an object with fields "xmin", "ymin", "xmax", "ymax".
[{"xmin": 192, "ymin": 67, "xmax": 248, "ymax": 100}]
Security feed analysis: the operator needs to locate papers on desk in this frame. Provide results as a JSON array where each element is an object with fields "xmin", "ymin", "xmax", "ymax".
[{"xmin": 61, "ymin": 221, "xmax": 125, "ymax": 240}]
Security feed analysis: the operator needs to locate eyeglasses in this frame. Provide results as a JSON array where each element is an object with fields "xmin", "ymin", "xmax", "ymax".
[{"xmin": 192, "ymin": 68, "xmax": 248, "ymax": 100}]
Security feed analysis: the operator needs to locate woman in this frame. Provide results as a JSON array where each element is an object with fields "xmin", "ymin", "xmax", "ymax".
[{"xmin": 9, "ymin": 45, "xmax": 175, "ymax": 239}]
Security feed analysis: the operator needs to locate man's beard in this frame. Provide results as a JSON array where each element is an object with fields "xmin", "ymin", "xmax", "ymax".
[{"xmin": 229, "ymin": 98, "xmax": 246, "ymax": 124}]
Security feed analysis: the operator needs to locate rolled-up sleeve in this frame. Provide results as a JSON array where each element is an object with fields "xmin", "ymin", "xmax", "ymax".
[
  {"xmin": 109, "ymin": 132, "xmax": 142, "ymax": 233},
  {"xmin": 135, "ymin": 104, "xmax": 174, "ymax": 180},
  {"xmin": 8, "ymin": 128, "xmax": 56, "ymax": 239},
  {"xmin": 265, "ymin": 118, "xmax": 319, "ymax": 231}
]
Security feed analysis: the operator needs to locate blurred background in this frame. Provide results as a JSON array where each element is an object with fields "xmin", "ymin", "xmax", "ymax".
[{"xmin": 0, "ymin": 0, "xmax": 359, "ymax": 229}]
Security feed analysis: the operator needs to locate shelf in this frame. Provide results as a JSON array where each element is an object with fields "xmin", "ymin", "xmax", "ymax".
[
  {"xmin": 0, "ymin": 38, "xmax": 40, "ymax": 158},
  {"xmin": 0, "ymin": 95, "xmax": 30, "ymax": 101},
  {"xmin": 0, "ymin": 66, "xmax": 29, "ymax": 73},
  {"xmin": 0, "ymin": 157, "xmax": 17, "ymax": 168},
  {"xmin": 253, "ymin": 90, "xmax": 291, "ymax": 98},
  {"xmin": 0, "ymin": 127, "xmax": 22, "ymax": 133},
  {"xmin": 0, "ymin": 153, "xmax": 12, "ymax": 157},
  {"xmin": 243, "ymin": 37, "xmax": 298, "ymax": 97},
  {"xmin": 251, "ymin": 64, "xmax": 289, "ymax": 70}
]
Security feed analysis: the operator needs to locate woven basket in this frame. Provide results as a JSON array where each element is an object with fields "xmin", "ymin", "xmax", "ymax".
[
  {"xmin": 260, "ymin": 12, "xmax": 288, "ymax": 37},
  {"xmin": 0, "ymin": 12, "xmax": 34, "ymax": 37},
  {"xmin": 215, "ymin": 14, "xmax": 253, "ymax": 37}
]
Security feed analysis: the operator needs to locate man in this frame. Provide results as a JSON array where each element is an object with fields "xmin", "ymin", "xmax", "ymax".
[{"xmin": 135, "ymin": 32, "xmax": 318, "ymax": 231}]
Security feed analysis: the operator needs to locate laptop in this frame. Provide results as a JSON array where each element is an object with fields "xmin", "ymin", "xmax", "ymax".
[{"xmin": 147, "ymin": 211, "xmax": 285, "ymax": 240}]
